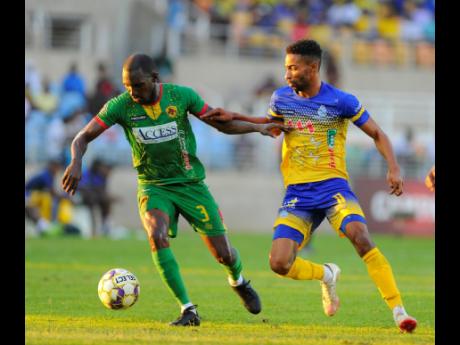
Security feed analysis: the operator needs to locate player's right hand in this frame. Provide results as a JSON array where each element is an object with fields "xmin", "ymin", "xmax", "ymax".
[
  {"xmin": 260, "ymin": 123, "xmax": 292, "ymax": 138},
  {"xmin": 200, "ymin": 108, "xmax": 234, "ymax": 122},
  {"xmin": 62, "ymin": 160, "xmax": 82, "ymax": 195}
]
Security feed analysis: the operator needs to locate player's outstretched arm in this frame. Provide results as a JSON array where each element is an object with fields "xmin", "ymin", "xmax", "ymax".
[
  {"xmin": 359, "ymin": 118, "xmax": 403, "ymax": 196},
  {"xmin": 197, "ymin": 107, "xmax": 288, "ymax": 137},
  {"xmin": 200, "ymin": 107, "xmax": 269, "ymax": 124},
  {"xmin": 62, "ymin": 118, "xmax": 106, "ymax": 195}
]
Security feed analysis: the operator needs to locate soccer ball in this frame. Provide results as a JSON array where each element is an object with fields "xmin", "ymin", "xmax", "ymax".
[{"xmin": 97, "ymin": 268, "xmax": 140, "ymax": 310}]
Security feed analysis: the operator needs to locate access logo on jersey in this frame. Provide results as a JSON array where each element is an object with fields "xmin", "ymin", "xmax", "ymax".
[
  {"xmin": 166, "ymin": 105, "xmax": 178, "ymax": 118},
  {"xmin": 132, "ymin": 122, "xmax": 178, "ymax": 144}
]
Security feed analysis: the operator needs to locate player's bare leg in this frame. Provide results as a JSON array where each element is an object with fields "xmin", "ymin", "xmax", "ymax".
[
  {"xmin": 142, "ymin": 209, "xmax": 200, "ymax": 326},
  {"xmin": 269, "ymin": 237, "xmax": 340, "ymax": 316},
  {"xmin": 344, "ymin": 221, "xmax": 417, "ymax": 332},
  {"xmin": 201, "ymin": 234, "xmax": 261, "ymax": 314}
]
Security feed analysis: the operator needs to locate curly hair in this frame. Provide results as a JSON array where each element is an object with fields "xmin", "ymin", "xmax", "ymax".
[{"xmin": 286, "ymin": 40, "xmax": 322, "ymax": 68}]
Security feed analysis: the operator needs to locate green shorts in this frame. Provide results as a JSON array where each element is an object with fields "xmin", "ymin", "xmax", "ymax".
[{"xmin": 137, "ymin": 181, "xmax": 227, "ymax": 237}]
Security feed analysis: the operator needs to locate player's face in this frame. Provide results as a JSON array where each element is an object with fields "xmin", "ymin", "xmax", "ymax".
[
  {"xmin": 284, "ymin": 54, "xmax": 315, "ymax": 92},
  {"xmin": 122, "ymin": 68, "xmax": 156, "ymax": 104}
]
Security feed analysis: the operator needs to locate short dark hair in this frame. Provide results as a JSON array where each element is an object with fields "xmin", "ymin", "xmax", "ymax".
[
  {"xmin": 123, "ymin": 53, "xmax": 159, "ymax": 81},
  {"xmin": 286, "ymin": 40, "xmax": 322, "ymax": 68}
]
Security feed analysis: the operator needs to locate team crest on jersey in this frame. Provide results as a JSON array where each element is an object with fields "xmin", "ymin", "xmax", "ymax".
[
  {"xmin": 317, "ymin": 105, "xmax": 327, "ymax": 117},
  {"xmin": 166, "ymin": 105, "xmax": 178, "ymax": 118}
]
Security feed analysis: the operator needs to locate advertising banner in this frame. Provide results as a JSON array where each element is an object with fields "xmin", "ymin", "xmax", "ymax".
[{"xmin": 353, "ymin": 177, "xmax": 435, "ymax": 236}]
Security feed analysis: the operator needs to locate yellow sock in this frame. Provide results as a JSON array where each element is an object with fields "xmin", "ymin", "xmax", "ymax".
[
  {"xmin": 284, "ymin": 257, "xmax": 324, "ymax": 280},
  {"xmin": 363, "ymin": 247, "xmax": 403, "ymax": 310}
]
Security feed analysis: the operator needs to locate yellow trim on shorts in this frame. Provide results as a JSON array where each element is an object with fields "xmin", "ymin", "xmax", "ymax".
[
  {"xmin": 328, "ymin": 201, "xmax": 366, "ymax": 237},
  {"xmin": 273, "ymin": 213, "xmax": 312, "ymax": 250}
]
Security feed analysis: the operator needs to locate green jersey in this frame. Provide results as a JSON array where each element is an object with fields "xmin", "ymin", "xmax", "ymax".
[{"xmin": 95, "ymin": 83, "xmax": 209, "ymax": 185}]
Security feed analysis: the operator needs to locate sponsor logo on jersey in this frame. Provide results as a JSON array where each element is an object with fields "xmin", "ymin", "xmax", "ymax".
[
  {"xmin": 132, "ymin": 122, "xmax": 178, "ymax": 144},
  {"xmin": 131, "ymin": 115, "xmax": 147, "ymax": 121},
  {"xmin": 166, "ymin": 105, "xmax": 178, "ymax": 118}
]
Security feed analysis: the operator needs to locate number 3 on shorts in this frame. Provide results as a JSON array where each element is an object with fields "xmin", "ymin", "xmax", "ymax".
[{"xmin": 196, "ymin": 205, "xmax": 210, "ymax": 222}]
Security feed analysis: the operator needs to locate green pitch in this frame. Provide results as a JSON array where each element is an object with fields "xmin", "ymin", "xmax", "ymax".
[{"xmin": 26, "ymin": 231, "xmax": 434, "ymax": 345}]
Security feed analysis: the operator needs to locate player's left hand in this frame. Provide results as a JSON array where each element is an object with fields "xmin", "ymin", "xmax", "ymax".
[
  {"xmin": 387, "ymin": 170, "xmax": 403, "ymax": 196},
  {"xmin": 200, "ymin": 108, "xmax": 233, "ymax": 122}
]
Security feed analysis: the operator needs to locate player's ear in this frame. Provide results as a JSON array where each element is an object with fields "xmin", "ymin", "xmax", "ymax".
[
  {"xmin": 311, "ymin": 60, "xmax": 320, "ymax": 73},
  {"xmin": 152, "ymin": 72, "xmax": 159, "ymax": 83}
]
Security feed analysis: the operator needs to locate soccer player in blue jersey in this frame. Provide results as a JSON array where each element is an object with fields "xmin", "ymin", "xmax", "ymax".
[{"xmin": 201, "ymin": 39, "xmax": 417, "ymax": 333}]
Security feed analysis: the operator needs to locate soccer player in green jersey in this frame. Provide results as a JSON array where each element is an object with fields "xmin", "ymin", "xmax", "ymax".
[
  {"xmin": 61, "ymin": 53, "xmax": 286, "ymax": 326},
  {"xmin": 201, "ymin": 40, "xmax": 417, "ymax": 333}
]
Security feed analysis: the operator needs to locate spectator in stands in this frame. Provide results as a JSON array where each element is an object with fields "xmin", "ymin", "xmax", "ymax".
[
  {"xmin": 25, "ymin": 159, "xmax": 73, "ymax": 236},
  {"xmin": 400, "ymin": 0, "xmax": 431, "ymax": 42},
  {"xmin": 153, "ymin": 48, "xmax": 175, "ymax": 83},
  {"xmin": 25, "ymin": 61, "xmax": 42, "ymax": 96},
  {"xmin": 45, "ymin": 113, "xmax": 66, "ymax": 163},
  {"xmin": 327, "ymin": 0, "xmax": 362, "ymax": 30},
  {"xmin": 323, "ymin": 48, "xmax": 341, "ymax": 87},
  {"xmin": 376, "ymin": 2, "xmax": 400, "ymax": 41},
  {"xmin": 306, "ymin": 0, "xmax": 332, "ymax": 25},
  {"xmin": 32, "ymin": 78, "xmax": 58, "ymax": 116},
  {"xmin": 25, "ymin": 83, "xmax": 32, "ymax": 120},
  {"xmin": 167, "ymin": 0, "xmax": 187, "ymax": 58},
  {"xmin": 393, "ymin": 127, "xmax": 426, "ymax": 177},
  {"xmin": 89, "ymin": 62, "xmax": 118, "ymax": 116},
  {"xmin": 291, "ymin": 9, "xmax": 310, "ymax": 42},
  {"xmin": 78, "ymin": 159, "xmax": 119, "ymax": 238},
  {"xmin": 62, "ymin": 62, "xmax": 86, "ymax": 99}
]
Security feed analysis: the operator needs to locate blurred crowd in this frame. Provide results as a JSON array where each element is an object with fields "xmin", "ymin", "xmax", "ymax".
[
  {"xmin": 188, "ymin": 0, "xmax": 435, "ymax": 67},
  {"xmin": 25, "ymin": 61, "xmax": 133, "ymax": 166},
  {"xmin": 194, "ymin": 0, "xmax": 435, "ymax": 43}
]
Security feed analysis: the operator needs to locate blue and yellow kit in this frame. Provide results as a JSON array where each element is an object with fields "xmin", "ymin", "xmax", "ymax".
[{"xmin": 268, "ymin": 82, "xmax": 370, "ymax": 246}]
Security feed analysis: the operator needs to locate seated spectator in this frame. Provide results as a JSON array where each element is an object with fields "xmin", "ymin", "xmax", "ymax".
[
  {"xmin": 78, "ymin": 159, "xmax": 120, "ymax": 238},
  {"xmin": 327, "ymin": 0, "xmax": 362, "ymax": 30},
  {"xmin": 25, "ymin": 160, "xmax": 74, "ymax": 236},
  {"xmin": 291, "ymin": 9, "xmax": 310, "ymax": 42},
  {"xmin": 32, "ymin": 78, "xmax": 58, "ymax": 116},
  {"xmin": 376, "ymin": 2, "xmax": 400, "ymax": 41},
  {"xmin": 89, "ymin": 62, "xmax": 118, "ymax": 116},
  {"xmin": 62, "ymin": 62, "xmax": 86, "ymax": 99}
]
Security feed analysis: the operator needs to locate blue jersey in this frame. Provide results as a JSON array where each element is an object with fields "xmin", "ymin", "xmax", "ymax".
[{"xmin": 267, "ymin": 82, "xmax": 370, "ymax": 187}]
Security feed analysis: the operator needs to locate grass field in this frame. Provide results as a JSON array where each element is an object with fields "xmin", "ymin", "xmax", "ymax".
[{"xmin": 25, "ymin": 231, "xmax": 434, "ymax": 345}]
